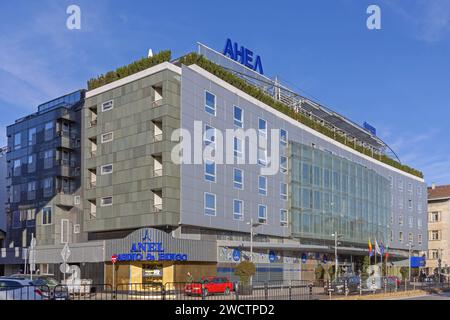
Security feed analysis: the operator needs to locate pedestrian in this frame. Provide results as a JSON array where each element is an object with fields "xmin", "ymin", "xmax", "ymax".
[{"xmin": 186, "ymin": 272, "xmax": 194, "ymax": 283}]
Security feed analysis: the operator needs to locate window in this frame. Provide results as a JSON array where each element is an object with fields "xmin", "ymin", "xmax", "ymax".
[
  {"xmin": 234, "ymin": 137, "xmax": 242, "ymax": 160},
  {"xmin": 44, "ymin": 122, "xmax": 54, "ymax": 141},
  {"xmin": 399, "ymin": 231, "xmax": 403, "ymax": 243},
  {"xmin": 398, "ymin": 180, "xmax": 404, "ymax": 191},
  {"xmin": 408, "ymin": 199, "xmax": 412, "ymax": 210},
  {"xmin": 258, "ymin": 118, "xmax": 267, "ymax": 137},
  {"xmin": 258, "ymin": 176, "xmax": 267, "ymax": 196},
  {"xmin": 408, "ymin": 233, "xmax": 414, "ymax": 243},
  {"xmin": 74, "ymin": 224, "xmax": 81, "ymax": 234},
  {"xmin": 101, "ymin": 164, "xmax": 113, "ymax": 175},
  {"xmin": 398, "ymin": 215, "xmax": 403, "ymax": 226},
  {"xmin": 204, "ymin": 160, "xmax": 216, "ymax": 182},
  {"xmin": 408, "ymin": 183, "xmax": 412, "ymax": 194},
  {"xmin": 418, "ymin": 234, "xmax": 423, "ymax": 245},
  {"xmin": 233, "ymin": 168, "xmax": 243, "ymax": 190},
  {"xmin": 28, "ymin": 128, "xmax": 36, "ymax": 145},
  {"xmin": 204, "ymin": 125, "xmax": 216, "ymax": 146},
  {"xmin": 205, "ymin": 91, "xmax": 216, "ymax": 116},
  {"xmin": 61, "ymin": 219, "xmax": 69, "ymax": 244},
  {"xmin": 390, "ymin": 230, "xmax": 394, "ymax": 242},
  {"xmin": 280, "ymin": 156, "xmax": 288, "ymax": 174},
  {"xmin": 28, "ymin": 154, "xmax": 36, "ymax": 173},
  {"xmin": 280, "ymin": 209, "xmax": 288, "ymax": 227},
  {"xmin": 280, "ymin": 129, "xmax": 288, "ymax": 146},
  {"xmin": 26, "ymin": 209, "xmax": 36, "ymax": 222},
  {"xmin": 258, "ymin": 148, "xmax": 267, "ymax": 166},
  {"xmin": 14, "ymin": 132, "xmax": 21, "ymax": 150},
  {"xmin": 102, "ymin": 100, "xmax": 114, "ymax": 112},
  {"xmin": 430, "ymin": 211, "xmax": 440, "ymax": 222},
  {"xmin": 74, "ymin": 196, "xmax": 81, "ymax": 205},
  {"xmin": 280, "ymin": 183, "xmax": 288, "ymax": 201},
  {"xmin": 388, "ymin": 176, "xmax": 393, "ymax": 188},
  {"xmin": 417, "ymin": 218, "xmax": 422, "ymax": 228},
  {"xmin": 258, "ymin": 205, "xmax": 267, "ymax": 224},
  {"xmin": 101, "ymin": 132, "xmax": 114, "ymax": 143},
  {"xmin": 12, "ymin": 211, "xmax": 20, "ymax": 229},
  {"xmin": 13, "ymin": 159, "xmax": 21, "ymax": 176},
  {"xmin": 430, "ymin": 250, "xmax": 439, "ymax": 260},
  {"xmin": 42, "ymin": 207, "xmax": 52, "ymax": 225},
  {"xmin": 233, "ymin": 106, "xmax": 243, "ymax": 128},
  {"xmin": 409, "ymin": 217, "xmax": 414, "ymax": 228},
  {"xmin": 101, "ymin": 197, "xmax": 113, "ymax": 207},
  {"xmin": 44, "ymin": 150, "xmax": 53, "ymax": 169},
  {"xmin": 204, "ymin": 193, "xmax": 216, "ymax": 216},
  {"xmin": 233, "ymin": 199, "xmax": 243, "ymax": 221},
  {"xmin": 430, "ymin": 230, "xmax": 440, "ymax": 241}
]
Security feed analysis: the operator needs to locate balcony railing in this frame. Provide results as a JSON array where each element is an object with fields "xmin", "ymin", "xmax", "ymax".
[
  {"xmin": 90, "ymin": 150, "xmax": 97, "ymax": 158},
  {"xmin": 87, "ymin": 181, "xmax": 97, "ymax": 190},
  {"xmin": 90, "ymin": 119, "xmax": 98, "ymax": 128},
  {"xmin": 152, "ymin": 169, "xmax": 163, "ymax": 178},
  {"xmin": 153, "ymin": 134, "xmax": 163, "ymax": 142},
  {"xmin": 152, "ymin": 99, "xmax": 164, "ymax": 108},
  {"xmin": 152, "ymin": 204, "xmax": 163, "ymax": 213}
]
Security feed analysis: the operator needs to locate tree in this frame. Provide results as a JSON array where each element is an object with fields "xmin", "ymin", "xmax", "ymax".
[
  {"xmin": 327, "ymin": 265, "xmax": 336, "ymax": 281},
  {"xmin": 234, "ymin": 261, "xmax": 256, "ymax": 285},
  {"xmin": 400, "ymin": 267, "xmax": 409, "ymax": 281},
  {"xmin": 361, "ymin": 256, "xmax": 370, "ymax": 280},
  {"xmin": 315, "ymin": 265, "xmax": 325, "ymax": 281}
]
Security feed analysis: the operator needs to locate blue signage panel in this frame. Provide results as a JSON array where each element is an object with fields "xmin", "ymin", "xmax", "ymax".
[
  {"xmin": 410, "ymin": 256, "xmax": 426, "ymax": 268},
  {"xmin": 114, "ymin": 231, "xmax": 188, "ymax": 262},
  {"xmin": 363, "ymin": 122, "xmax": 377, "ymax": 136},
  {"xmin": 223, "ymin": 38, "xmax": 264, "ymax": 75},
  {"xmin": 269, "ymin": 251, "xmax": 276, "ymax": 263},
  {"xmin": 232, "ymin": 249, "xmax": 241, "ymax": 262}
]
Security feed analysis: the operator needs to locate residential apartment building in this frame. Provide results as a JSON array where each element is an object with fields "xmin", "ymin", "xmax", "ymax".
[
  {"xmin": 426, "ymin": 184, "xmax": 450, "ymax": 275},
  {"xmin": 2, "ymin": 91, "xmax": 85, "ymax": 274},
  {"xmin": 0, "ymin": 41, "xmax": 428, "ymax": 283}
]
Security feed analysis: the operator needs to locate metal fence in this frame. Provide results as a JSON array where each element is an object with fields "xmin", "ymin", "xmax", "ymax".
[{"xmin": 2, "ymin": 279, "xmax": 449, "ymax": 300}]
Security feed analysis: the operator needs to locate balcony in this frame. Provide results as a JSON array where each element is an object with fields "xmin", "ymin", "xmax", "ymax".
[
  {"xmin": 87, "ymin": 181, "xmax": 97, "ymax": 190},
  {"xmin": 54, "ymin": 194, "xmax": 74, "ymax": 207},
  {"xmin": 152, "ymin": 204, "xmax": 163, "ymax": 213},
  {"xmin": 152, "ymin": 99, "xmax": 164, "ymax": 108},
  {"xmin": 56, "ymin": 135, "xmax": 76, "ymax": 150},
  {"xmin": 90, "ymin": 119, "xmax": 98, "ymax": 128},
  {"xmin": 153, "ymin": 134, "xmax": 163, "ymax": 143},
  {"xmin": 152, "ymin": 168, "xmax": 163, "ymax": 178}
]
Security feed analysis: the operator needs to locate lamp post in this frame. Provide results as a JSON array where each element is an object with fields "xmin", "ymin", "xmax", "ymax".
[
  {"xmin": 438, "ymin": 248, "xmax": 443, "ymax": 284},
  {"xmin": 332, "ymin": 232, "xmax": 344, "ymax": 277},
  {"xmin": 407, "ymin": 242, "xmax": 414, "ymax": 283},
  {"xmin": 247, "ymin": 218, "xmax": 261, "ymax": 284}
]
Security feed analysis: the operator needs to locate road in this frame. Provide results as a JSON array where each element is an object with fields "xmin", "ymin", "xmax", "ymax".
[{"xmin": 396, "ymin": 292, "xmax": 450, "ymax": 300}]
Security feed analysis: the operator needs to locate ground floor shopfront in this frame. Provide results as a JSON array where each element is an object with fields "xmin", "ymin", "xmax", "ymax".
[{"xmin": 1, "ymin": 227, "xmax": 413, "ymax": 284}]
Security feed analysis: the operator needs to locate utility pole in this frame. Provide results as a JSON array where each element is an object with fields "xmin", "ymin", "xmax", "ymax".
[
  {"xmin": 407, "ymin": 242, "xmax": 414, "ymax": 283},
  {"xmin": 332, "ymin": 233, "xmax": 344, "ymax": 277}
]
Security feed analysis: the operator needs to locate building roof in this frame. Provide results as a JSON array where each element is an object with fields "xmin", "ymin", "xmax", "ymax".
[{"xmin": 428, "ymin": 185, "xmax": 450, "ymax": 200}]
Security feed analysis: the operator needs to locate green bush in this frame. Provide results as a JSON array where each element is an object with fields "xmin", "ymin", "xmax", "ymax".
[
  {"xmin": 179, "ymin": 53, "xmax": 423, "ymax": 179},
  {"xmin": 87, "ymin": 50, "xmax": 172, "ymax": 90},
  {"xmin": 234, "ymin": 261, "xmax": 256, "ymax": 285}
]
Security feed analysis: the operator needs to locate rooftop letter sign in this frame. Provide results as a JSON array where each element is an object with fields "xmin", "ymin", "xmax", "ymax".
[{"xmin": 223, "ymin": 38, "xmax": 264, "ymax": 75}]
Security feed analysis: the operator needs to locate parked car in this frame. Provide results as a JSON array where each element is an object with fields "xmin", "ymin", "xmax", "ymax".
[
  {"xmin": 8, "ymin": 274, "xmax": 69, "ymax": 300},
  {"xmin": 0, "ymin": 278, "xmax": 46, "ymax": 300},
  {"xmin": 328, "ymin": 276, "xmax": 361, "ymax": 294},
  {"xmin": 185, "ymin": 277, "xmax": 234, "ymax": 296}
]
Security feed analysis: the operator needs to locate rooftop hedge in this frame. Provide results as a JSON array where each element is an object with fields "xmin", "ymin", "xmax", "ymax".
[
  {"xmin": 87, "ymin": 50, "xmax": 172, "ymax": 90},
  {"xmin": 179, "ymin": 53, "xmax": 423, "ymax": 179}
]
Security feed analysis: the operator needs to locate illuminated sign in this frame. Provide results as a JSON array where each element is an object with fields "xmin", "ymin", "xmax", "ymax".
[
  {"xmin": 223, "ymin": 38, "xmax": 264, "ymax": 75},
  {"xmin": 115, "ymin": 230, "xmax": 188, "ymax": 262}
]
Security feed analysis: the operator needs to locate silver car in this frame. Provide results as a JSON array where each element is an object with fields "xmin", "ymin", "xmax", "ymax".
[{"xmin": 0, "ymin": 278, "xmax": 46, "ymax": 300}]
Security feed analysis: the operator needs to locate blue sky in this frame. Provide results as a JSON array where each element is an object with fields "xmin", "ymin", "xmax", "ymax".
[{"xmin": 0, "ymin": 0, "xmax": 449, "ymax": 185}]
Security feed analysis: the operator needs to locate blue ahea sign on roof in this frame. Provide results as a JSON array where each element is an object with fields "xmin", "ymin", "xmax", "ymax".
[{"xmin": 223, "ymin": 38, "xmax": 264, "ymax": 75}]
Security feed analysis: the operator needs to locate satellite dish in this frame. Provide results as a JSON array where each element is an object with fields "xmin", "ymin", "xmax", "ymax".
[{"xmin": 148, "ymin": 49, "xmax": 153, "ymax": 58}]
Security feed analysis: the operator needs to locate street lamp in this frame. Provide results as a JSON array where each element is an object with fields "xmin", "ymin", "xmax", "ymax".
[
  {"xmin": 406, "ymin": 242, "xmax": 414, "ymax": 283},
  {"xmin": 332, "ymin": 232, "xmax": 344, "ymax": 277},
  {"xmin": 247, "ymin": 218, "xmax": 261, "ymax": 262}
]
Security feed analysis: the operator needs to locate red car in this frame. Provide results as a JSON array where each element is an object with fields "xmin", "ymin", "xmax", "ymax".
[{"xmin": 185, "ymin": 277, "xmax": 234, "ymax": 296}]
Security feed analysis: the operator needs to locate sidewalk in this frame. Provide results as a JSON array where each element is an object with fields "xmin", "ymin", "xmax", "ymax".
[{"xmin": 331, "ymin": 290, "xmax": 429, "ymax": 300}]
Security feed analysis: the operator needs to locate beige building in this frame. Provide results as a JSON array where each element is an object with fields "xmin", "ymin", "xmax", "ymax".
[{"xmin": 427, "ymin": 184, "xmax": 450, "ymax": 275}]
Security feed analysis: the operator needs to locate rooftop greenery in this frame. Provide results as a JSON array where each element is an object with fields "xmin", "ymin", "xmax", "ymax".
[
  {"xmin": 87, "ymin": 50, "xmax": 172, "ymax": 90},
  {"xmin": 85, "ymin": 50, "xmax": 423, "ymax": 179},
  {"xmin": 179, "ymin": 53, "xmax": 423, "ymax": 179}
]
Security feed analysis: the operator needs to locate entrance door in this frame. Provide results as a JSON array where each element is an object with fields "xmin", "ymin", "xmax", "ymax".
[{"xmin": 142, "ymin": 264, "xmax": 163, "ymax": 288}]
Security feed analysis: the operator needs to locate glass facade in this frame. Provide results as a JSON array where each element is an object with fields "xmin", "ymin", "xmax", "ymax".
[{"xmin": 290, "ymin": 142, "xmax": 390, "ymax": 245}]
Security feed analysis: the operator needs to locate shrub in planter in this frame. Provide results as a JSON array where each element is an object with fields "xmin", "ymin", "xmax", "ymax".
[{"xmin": 234, "ymin": 261, "xmax": 256, "ymax": 295}]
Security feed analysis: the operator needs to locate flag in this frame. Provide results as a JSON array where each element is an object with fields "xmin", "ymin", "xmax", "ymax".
[
  {"xmin": 385, "ymin": 245, "xmax": 390, "ymax": 259},
  {"xmin": 380, "ymin": 242, "xmax": 385, "ymax": 256},
  {"xmin": 375, "ymin": 239, "xmax": 381, "ymax": 256},
  {"xmin": 368, "ymin": 239, "xmax": 373, "ymax": 254}
]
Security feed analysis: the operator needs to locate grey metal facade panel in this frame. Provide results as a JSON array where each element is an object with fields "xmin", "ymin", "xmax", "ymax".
[
  {"xmin": 180, "ymin": 65, "xmax": 428, "ymax": 252},
  {"xmin": 104, "ymin": 228, "xmax": 217, "ymax": 262},
  {"xmin": 34, "ymin": 241, "xmax": 105, "ymax": 264},
  {"xmin": 0, "ymin": 151, "xmax": 6, "ymax": 233}
]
